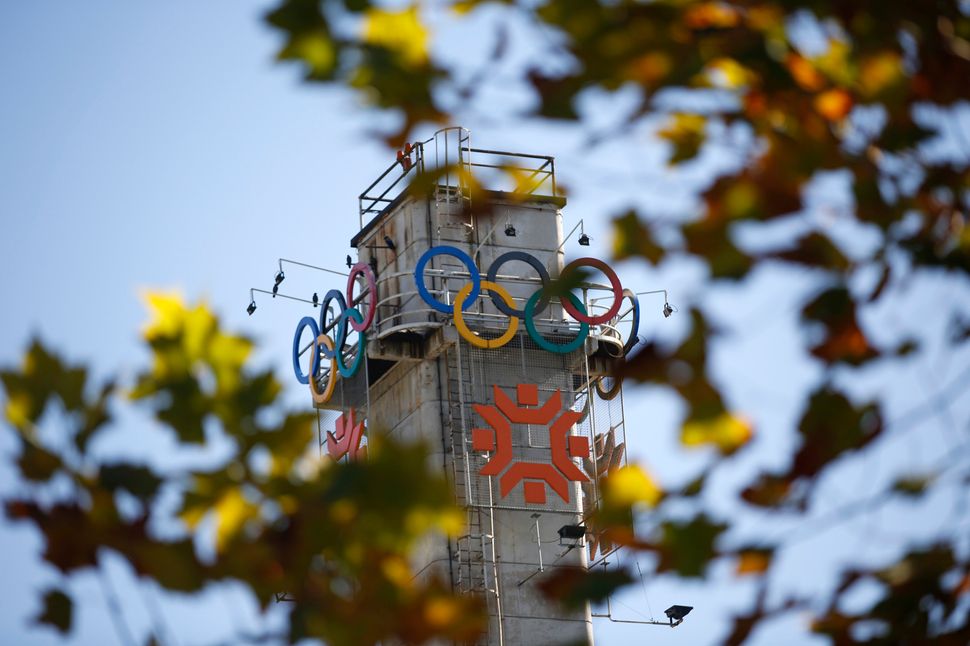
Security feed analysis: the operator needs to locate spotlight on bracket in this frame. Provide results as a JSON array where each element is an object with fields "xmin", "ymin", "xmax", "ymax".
[
  {"xmin": 505, "ymin": 223, "xmax": 517, "ymax": 237},
  {"xmin": 578, "ymin": 233, "xmax": 591, "ymax": 246},
  {"xmin": 663, "ymin": 302, "xmax": 674, "ymax": 318},
  {"xmin": 274, "ymin": 270, "xmax": 285, "ymax": 286},
  {"xmin": 247, "ymin": 300, "xmax": 257, "ymax": 316},
  {"xmin": 557, "ymin": 524, "xmax": 586, "ymax": 547},
  {"xmin": 664, "ymin": 605, "xmax": 693, "ymax": 626}
]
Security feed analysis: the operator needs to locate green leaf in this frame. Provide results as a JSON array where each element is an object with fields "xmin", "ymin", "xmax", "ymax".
[
  {"xmin": 98, "ymin": 464, "xmax": 163, "ymax": 502},
  {"xmin": 34, "ymin": 588, "xmax": 72, "ymax": 634},
  {"xmin": 537, "ymin": 568, "xmax": 634, "ymax": 609},
  {"xmin": 655, "ymin": 515, "xmax": 726, "ymax": 578}
]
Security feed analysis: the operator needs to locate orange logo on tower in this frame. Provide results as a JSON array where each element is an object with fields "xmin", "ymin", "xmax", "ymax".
[
  {"xmin": 472, "ymin": 385, "xmax": 589, "ymax": 505},
  {"xmin": 328, "ymin": 409, "xmax": 366, "ymax": 461}
]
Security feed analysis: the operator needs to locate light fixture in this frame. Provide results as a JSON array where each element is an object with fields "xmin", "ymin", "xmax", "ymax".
[
  {"xmin": 383, "ymin": 235, "xmax": 396, "ymax": 251},
  {"xmin": 663, "ymin": 302, "xmax": 674, "ymax": 318},
  {"xmin": 505, "ymin": 223, "xmax": 517, "ymax": 237},
  {"xmin": 274, "ymin": 270, "xmax": 285, "ymax": 286},
  {"xmin": 247, "ymin": 301, "xmax": 257, "ymax": 316},
  {"xmin": 578, "ymin": 233, "xmax": 591, "ymax": 246},
  {"xmin": 346, "ymin": 255, "xmax": 352, "ymax": 269},
  {"xmin": 557, "ymin": 524, "xmax": 586, "ymax": 546},
  {"xmin": 664, "ymin": 605, "xmax": 693, "ymax": 626},
  {"xmin": 312, "ymin": 292, "xmax": 319, "ymax": 307}
]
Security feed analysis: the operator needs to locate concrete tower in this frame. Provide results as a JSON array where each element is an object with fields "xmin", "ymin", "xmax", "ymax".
[{"xmin": 296, "ymin": 128, "xmax": 637, "ymax": 645}]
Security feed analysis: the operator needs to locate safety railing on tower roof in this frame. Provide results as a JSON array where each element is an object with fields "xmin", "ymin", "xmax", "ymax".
[{"xmin": 358, "ymin": 127, "xmax": 558, "ymax": 227}]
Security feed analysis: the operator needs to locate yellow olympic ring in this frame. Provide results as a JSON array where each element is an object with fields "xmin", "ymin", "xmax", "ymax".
[
  {"xmin": 309, "ymin": 334, "xmax": 337, "ymax": 405},
  {"xmin": 453, "ymin": 280, "xmax": 520, "ymax": 349}
]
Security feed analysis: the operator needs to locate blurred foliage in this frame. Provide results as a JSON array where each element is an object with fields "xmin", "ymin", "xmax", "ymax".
[
  {"xmin": 261, "ymin": 0, "xmax": 970, "ymax": 642},
  {"xmin": 1, "ymin": 295, "xmax": 484, "ymax": 645}
]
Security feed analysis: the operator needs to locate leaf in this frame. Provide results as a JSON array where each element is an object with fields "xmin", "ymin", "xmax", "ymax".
[
  {"xmin": 362, "ymin": 5, "xmax": 429, "ymax": 68},
  {"xmin": 213, "ymin": 487, "xmax": 259, "ymax": 552},
  {"xmin": 655, "ymin": 515, "xmax": 726, "ymax": 578},
  {"xmin": 681, "ymin": 411, "xmax": 753, "ymax": 455},
  {"xmin": 612, "ymin": 209, "xmax": 665, "ymax": 264},
  {"xmin": 892, "ymin": 474, "xmax": 934, "ymax": 497},
  {"xmin": 801, "ymin": 286, "xmax": 880, "ymax": 365},
  {"xmin": 537, "ymin": 568, "xmax": 633, "ymax": 609},
  {"xmin": 1, "ymin": 339, "xmax": 87, "ymax": 431},
  {"xmin": 792, "ymin": 388, "xmax": 882, "ymax": 478},
  {"xmin": 741, "ymin": 472, "xmax": 793, "ymax": 508},
  {"xmin": 34, "ymin": 588, "xmax": 72, "ymax": 634},
  {"xmin": 658, "ymin": 113, "xmax": 707, "ymax": 165},
  {"xmin": 98, "ymin": 464, "xmax": 163, "ymax": 503},
  {"xmin": 735, "ymin": 548, "xmax": 773, "ymax": 576},
  {"xmin": 602, "ymin": 465, "xmax": 663, "ymax": 509},
  {"xmin": 265, "ymin": 0, "xmax": 338, "ymax": 80},
  {"xmin": 769, "ymin": 232, "xmax": 851, "ymax": 272}
]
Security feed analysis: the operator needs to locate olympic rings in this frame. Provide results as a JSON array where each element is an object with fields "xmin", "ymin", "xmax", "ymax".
[
  {"xmin": 310, "ymin": 334, "xmax": 337, "ymax": 404},
  {"xmin": 560, "ymin": 257, "xmax": 623, "ymax": 326},
  {"xmin": 293, "ymin": 316, "xmax": 321, "ymax": 385},
  {"xmin": 524, "ymin": 290, "xmax": 590, "ymax": 354},
  {"xmin": 621, "ymin": 288, "xmax": 640, "ymax": 356},
  {"xmin": 319, "ymin": 289, "xmax": 348, "ymax": 358},
  {"xmin": 453, "ymin": 281, "xmax": 520, "ymax": 349},
  {"xmin": 346, "ymin": 262, "xmax": 377, "ymax": 332},
  {"xmin": 485, "ymin": 251, "xmax": 551, "ymax": 317},
  {"xmin": 336, "ymin": 308, "xmax": 366, "ymax": 378},
  {"xmin": 595, "ymin": 375, "xmax": 622, "ymax": 400},
  {"xmin": 415, "ymin": 246, "xmax": 480, "ymax": 314}
]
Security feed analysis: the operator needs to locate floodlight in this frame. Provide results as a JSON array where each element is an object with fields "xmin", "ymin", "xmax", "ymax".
[
  {"xmin": 578, "ymin": 233, "xmax": 590, "ymax": 246},
  {"xmin": 247, "ymin": 301, "xmax": 257, "ymax": 316},
  {"xmin": 664, "ymin": 605, "xmax": 693, "ymax": 625},
  {"xmin": 274, "ymin": 270, "xmax": 285, "ymax": 286},
  {"xmin": 557, "ymin": 524, "xmax": 586, "ymax": 545},
  {"xmin": 663, "ymin": 302, "xmax": 673, "ymax": 318},
  {"xmin": 505, "ymin": 224, "xmax": 517, "ymax": 237}
]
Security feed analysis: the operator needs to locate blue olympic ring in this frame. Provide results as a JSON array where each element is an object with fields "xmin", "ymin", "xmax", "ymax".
[
  {"xmin": 292, "ymin": 316, "xmax": 321, "ymax": 385},
  {"xmin": 622, "ymin": 288, "xmax": 640, "ymax": 356},
  {"xmin": 415, "ymin": 245, "xmax": 480, "ymax": 314}
]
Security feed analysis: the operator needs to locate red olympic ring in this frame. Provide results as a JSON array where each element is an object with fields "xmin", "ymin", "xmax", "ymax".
[
  {"xmin": 559, "ymin": 257, "xmax": 623, "ymax": 326},
  {"xmin": 346, "ymin": 262, "xmax": 377, "ymax": 332}
]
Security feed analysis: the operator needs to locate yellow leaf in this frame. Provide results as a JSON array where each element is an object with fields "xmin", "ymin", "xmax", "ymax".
[
  {"xmin": 858, "ymin": 52, "xmax": 903, "ymax": 98},
  {"xmin": 682, "ymin": 412, "xmax": 753, "ymax": 454},
  {"xmin": 213, "ymin": 487, "xmax": 257, "ymax": 552},
  {"xmin": 362, "ymin": 5, "xmax": 429, "ymax": 68},
  {"xmin": 425, "ymin": 597, "xmax": 461, "ymax": 628},
  {"xmin": 736, "ymin": 550, "xmax": 771, "ymax": 575},
  {"xmin": 603, "ymin": 465, "xmax": 663, "ymax": 509},
  {"xmin": 381, "ymin": 555, "xmax": 413, "ymax": 589},
  {"xmin": 707, "ymin": 58, "xmax": 753, "ymax": 89}
]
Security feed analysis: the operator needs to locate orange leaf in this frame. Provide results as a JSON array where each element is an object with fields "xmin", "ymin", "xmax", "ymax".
[{"xmin": 814, "ymin": 89, "xmax": 853, "ymax": 122}]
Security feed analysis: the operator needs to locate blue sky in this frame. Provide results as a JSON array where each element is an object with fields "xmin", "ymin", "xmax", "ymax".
[{"xmin": 2, "ymin": 2, "xmax": 969, "ymax": 645}]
